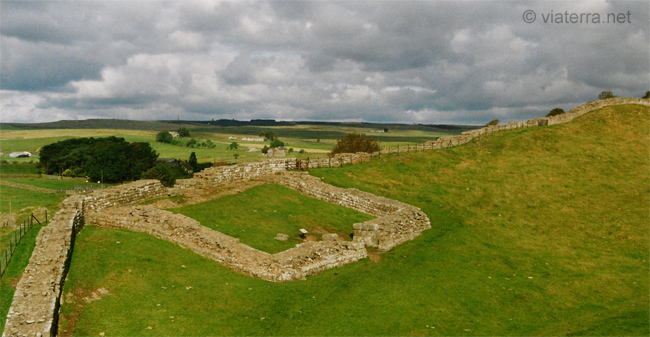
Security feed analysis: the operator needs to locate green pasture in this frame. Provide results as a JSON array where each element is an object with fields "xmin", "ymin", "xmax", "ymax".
[
  {"xmin": 0, "ymin": 185, "xmax": 66, "ymax": 214},
  {"xmin": 0, "ymin": 162, "xmax": 40, "ymax": 176},
  {"xmin": 58, "ymin": 104, "xmax": 649, "ymax": 335},
  {"xmin": 1, "ymin": 177, "xmax": 97, "ymax": 191},
  {"xmin": 0, "ymin": 224, "xmax": 43, "ymax": 334},
  {"xmin": 1, "ymin": 122, "xmax": 450, "ymax": 166},
  {"xmin": 169, "ymin": 184, "xmax": 374, "ymax": 254}
]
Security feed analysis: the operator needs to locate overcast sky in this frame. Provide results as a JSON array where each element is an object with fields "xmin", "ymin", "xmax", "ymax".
[{"xmin": 1, "ymin": 0, "xmax": 648, "ymax": 125}]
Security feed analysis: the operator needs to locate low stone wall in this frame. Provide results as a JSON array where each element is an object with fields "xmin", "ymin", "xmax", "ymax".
[
  {"xmin": 3, "ymin": 180, "xmax": 165, "ymax": 337},
  {"xmin": 432, "ymin": 97, "xmax": 650, "ymax": 147},
  {"xmin": 265, "ymin": 172, "xmax": 431, "ymax": 251},
  {"xmin": 85, "ymin": 205, "xmax": 368, "ymax": 283},
  {"xmin": 2, "ymin": 196, "xmax": 84, "ymax": 337},
  {"xmin": 83, "ymin": 179, "xmax": 166, "ymax": 211},
  {"xmin": 175, "ymin": 160, "xmax": 287, "ymax": 189},
  {"xmin": 176, "ymin": 99, "xmax": 649, "ymax": 190}
]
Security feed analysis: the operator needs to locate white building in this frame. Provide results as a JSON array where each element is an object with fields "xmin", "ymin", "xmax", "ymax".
[
  {"xmin": 8, "ymin": 151, "xmax": 31, "ymax": 158},
  {"xmin": 242, "ymin": 137, "xmax": 264, "ymax": 142}
]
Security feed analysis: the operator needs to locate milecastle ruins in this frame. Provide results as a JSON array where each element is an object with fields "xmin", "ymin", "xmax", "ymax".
[{"xmin": 4, "ymin": 97, "xmax": 649, "ymax": 336}]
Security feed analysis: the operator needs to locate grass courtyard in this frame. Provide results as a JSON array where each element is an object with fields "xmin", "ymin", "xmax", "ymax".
[{"xmin": 169, "ymin": 183, "xmax": 374, "ymax": 254}]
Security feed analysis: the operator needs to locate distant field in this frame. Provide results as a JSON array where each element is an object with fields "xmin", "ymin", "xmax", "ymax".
[
  {"xmin": 59, "ymin": 104, "xmax": 648, "ymax": 336},
  {"xmin": 0, "ymin": 185, "xmax": 66, "ymax": 214},
  {"xmin": 169, "ymin": 184, "xmax": 374, "ymax": 254},
  {"xmin": 0, "ymin": 162, "xmax": 40, "ymax": 176},
  {"xmin": 1, "ymin": 177, "xmax": 97, "ymax": 191},
  {"xmin": 0, "ymin": 123, "xmax": 449, "ymax": 164}
]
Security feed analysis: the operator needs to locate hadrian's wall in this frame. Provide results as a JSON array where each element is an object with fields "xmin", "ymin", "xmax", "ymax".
[
  {"xmin": 83, "ymin": 179, "xmax": 166, "ymax": 211},
  {"xmin": 3, "ymin": 180, "xmax": 166, "ymax": 337},
  {"xmin": 176, "ymin": 98, "xmax": 649, "ymax": 189}
]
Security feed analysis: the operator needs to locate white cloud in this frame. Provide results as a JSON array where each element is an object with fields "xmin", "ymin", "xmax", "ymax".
[{"xmin": 1, "ymin": 0, "xmax": 647, "ymax": 124}]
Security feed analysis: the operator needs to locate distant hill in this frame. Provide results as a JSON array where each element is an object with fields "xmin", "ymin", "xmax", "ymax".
[
  {"xmin": 1, "ymin": 119, "xmax": 197, "ymax": 131},
  {"xmin": 2, "ymin": 118, "xmax": 480, "ymax": 133}
]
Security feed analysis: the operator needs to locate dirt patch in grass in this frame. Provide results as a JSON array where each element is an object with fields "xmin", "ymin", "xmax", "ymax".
[
  {"xmin": 59, "ymin": 286, "xmax": 113, "ymax": 336},
  {"xmin": 154, "ymin": 180, "xmax": 267, "ymax": 209},
  {"xmin": 366, "ymin": 248, "xmax": 382, "ymax": 264}
]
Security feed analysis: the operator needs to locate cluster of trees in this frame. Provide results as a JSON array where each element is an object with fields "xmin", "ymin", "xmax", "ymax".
[
  {"xmin": 39, "ymin": 137, "xmax": 158, "ymax": 183},
  {"xmin": 141, "ymin": 152, "xmax": 213, "ymax": 187},
  {"xmin": 598, "ymin": 91, "xmax": 616, "ymax": 100},
  {"xmin": 258, "ymin": 131, "xmax": 278, "ymax": 141},
  {"xmin": 156, "ymin": 127, "xmax": 191, "ymax": 144},
  {"xmin": 261, "ymin": 139, "xmax": 286, "ymax": 154},
  {"xmin": 598, "ymin": 90, "xmax": 650, "ymax": 100},
  {"xmin": 186, "ymin": 138, "xmax": 216, "ymax": 149},
  {"xmin": 485, "ymin": 119, "xmax": 499, "ymax": 127},
  {"xmin": 546, "ymin": 108, "xmax": 565, "ymax": 117},
  {"xmin": 330, "ymin": 133, "xmax": 380, "ymax": 155}
]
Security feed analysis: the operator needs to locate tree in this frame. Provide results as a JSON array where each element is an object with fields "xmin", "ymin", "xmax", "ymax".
[
  {"xmin": 233, "ymin": 154, "xmax": 240, "ymax": 160},
  {"xmin": 546, "ymin": 108, "xmax": 565, "ymax": 117},
  {"xmin": 485, "ymin": 119, "xmax": 499, "ymax": 127},
  {"xmin": 643, "ymin": 91, "xmax": 650, "ymax": 99},
  {"xmin": 189, "ymin": 152, "xmax": 198, "ymax": 172},
  {"xmin": 330, "ymin": 133, "xmax": 380, "ymax": 155},
  {"xmin": 261, "ymin": 145, "xmax": 269, "ymax": 154},
  {"xmin": 598, "ymin": 91, "xmax": 616, "ymax": 100},
  {"xmin": 229, "ymin": 142, "xmax": 239, "ymax": 150},
  {"xmin": 177, "ymin": 127, "xmax": 190, "ymax": 138},
  {"xmin": 39, "ymin": 137, "xmax": 157, "ymax": 183},
  {"xmin": 258, "ymin": 131, "xmax": 278, "ymax": 141},
  {"xmin": 141, "ymin": 164, "xmax": 176, "ymax": 187},
  {"xmin": 186, "ymin": 138, "xmax": 198, "ymax": 148},
  {"xmin": 383, "ymin": 128, "xmax": 389, "ymax": 133},
  {"xmin": 269, "ymin": 139, "xmax": 285, "ymax": 148},
  {"xmin": 156, "ymin": 131, "xmax": 174, "ymax": 144}
]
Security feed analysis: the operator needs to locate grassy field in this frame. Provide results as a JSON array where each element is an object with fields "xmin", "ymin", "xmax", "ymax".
[
  {"xmin": 42, "ymin": 104, "xmax": 650, "ymax": 335},
  {"xmin": 0, "ymin": 224, "xmax": 43, "ymax": 333},
  {"xmin": 0, "ymin": 122, "xmax": 452, "ymax": 164},
  {"xmin": 0, "ymin": 185, "xmax": 66, "ymax": 214},
  {"xmin": 0, "ymin": 177, "xmax": 97, "ymax": 191},
  {"xmin": 0, "ymin": 162, "xmax": 40, "ymax": 175},
  {"xmin": 169, "ymin": 184, "xmax": 374, "ymax": 254}
]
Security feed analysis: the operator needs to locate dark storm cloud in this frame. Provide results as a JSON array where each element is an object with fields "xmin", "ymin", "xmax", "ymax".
[{"xmin": 1, "ymin": 0, "xmax": 648, "ymax": 124}]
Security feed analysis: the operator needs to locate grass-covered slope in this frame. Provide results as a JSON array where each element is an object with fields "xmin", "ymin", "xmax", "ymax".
[{"xmin": 59, "ymin": 104, "xmax": 648, "ymax": 336}]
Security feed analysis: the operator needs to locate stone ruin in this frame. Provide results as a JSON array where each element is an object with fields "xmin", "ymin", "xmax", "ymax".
[
  {"xmin": 3, "ymin": 174, "xmax": 431, "ymax": 336},
  {"xmin": 4, "ymin": 98, "xmax": 648, "ymax": 336}
]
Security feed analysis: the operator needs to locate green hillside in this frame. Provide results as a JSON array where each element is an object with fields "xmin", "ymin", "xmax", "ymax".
[{"xmin": 58, "ymin": 104, "xmax": 648, "ymax": 336}]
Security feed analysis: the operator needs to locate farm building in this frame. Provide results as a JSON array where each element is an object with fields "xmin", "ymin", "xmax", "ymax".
[
  {"xmin": 266, "ymin": 147, "xmax": 287, "ymax": 157},
  {"xmin": 242, "ymin": 137, "xmax": 264, "ymax": 141},
  {"xmin": 8, "ymin": 151, "xmax": 32, "ymax": 158}
]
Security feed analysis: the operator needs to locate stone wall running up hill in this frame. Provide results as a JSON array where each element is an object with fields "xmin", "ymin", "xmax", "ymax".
[{"xmin": 176, "ymin": 98, "xmax": 649, "ymax": 190}]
